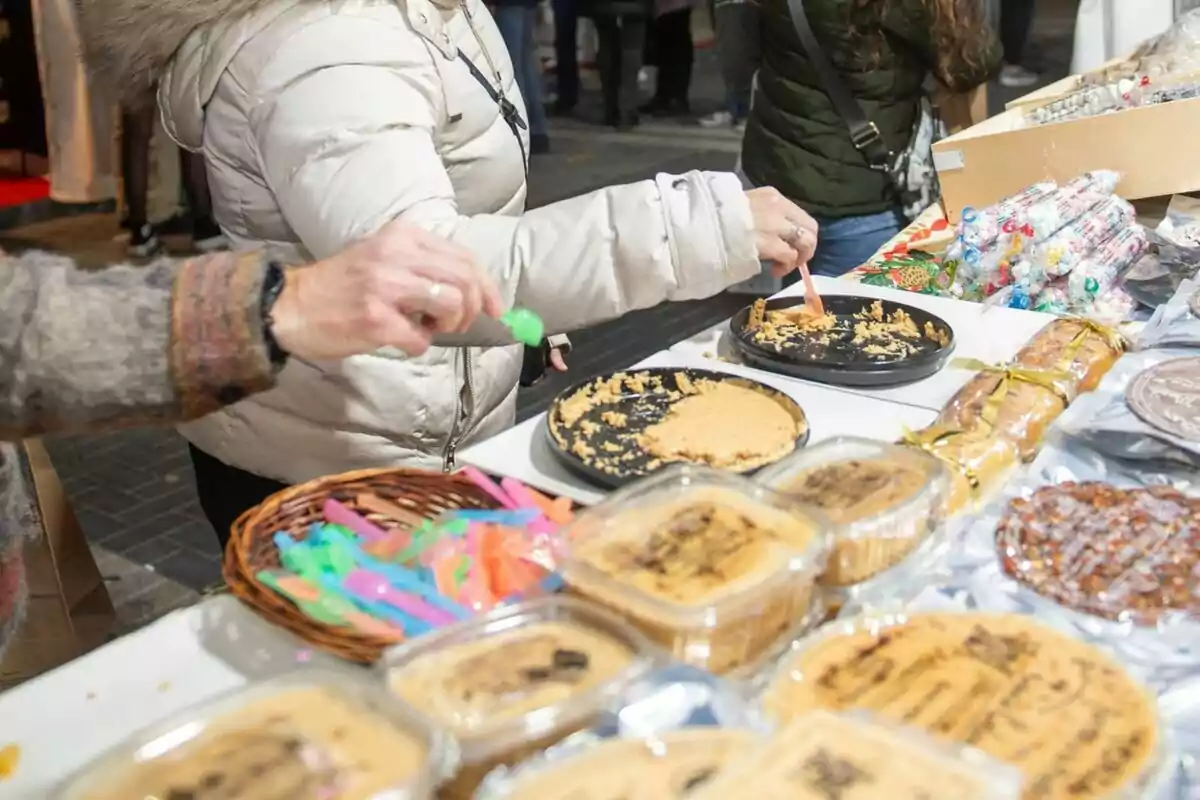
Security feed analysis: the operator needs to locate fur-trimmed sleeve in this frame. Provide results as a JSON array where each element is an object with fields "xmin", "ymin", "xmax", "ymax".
[{"xmin": 0, "ymin": 249, "xmax": 279, "ymax": 438}]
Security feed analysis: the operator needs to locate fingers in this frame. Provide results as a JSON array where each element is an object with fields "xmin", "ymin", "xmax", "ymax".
[
  {"xmin": 785, "ymin": 224, "xmax": 818, "ymax": 266},
  {"xmin": 372, "ymin": 305, "xmax": 435, "ymax": 356},
  {"xmin": 411, "ymin": 278, "xmax": 468, "ymax": 333},
  {"xmin": 746, "ymin": 187, "xmax": 819, "ymax": 271},
  {"xmin": 377, "ymin": 219, "xmax": 505, "ymax": 327},
  {"xmin": 756, "ymin": 233, "xmax": 801, "ymax": 271},
  {"xmin": 549, "ymin": 347, "xmax": 569, "ymax": 372}
]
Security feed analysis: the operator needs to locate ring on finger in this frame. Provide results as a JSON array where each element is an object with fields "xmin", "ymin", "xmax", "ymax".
[
  {"xmin": 788, "ymin": 223, "xmax": 806, "ymax": 246},
  {"xmin": 427, "ymin": 282, "xmax": 445, "ymax": 301}
]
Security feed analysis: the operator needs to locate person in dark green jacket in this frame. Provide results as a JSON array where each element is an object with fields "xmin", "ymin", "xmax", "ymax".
[{"xmin": 741, "ymin": 0, "xmax": 1001, "ymax": 275}]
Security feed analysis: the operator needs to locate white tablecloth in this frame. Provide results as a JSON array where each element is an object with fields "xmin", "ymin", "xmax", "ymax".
[{"xmin": 0, "ymin": 598, "xmax": 337, "ymax": 798}]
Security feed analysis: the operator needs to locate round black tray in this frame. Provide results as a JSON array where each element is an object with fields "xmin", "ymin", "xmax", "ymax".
[
  {"xmin": 728, "ymin": 295, "xmax": 956, "ymax": 387},
  {"xmin": 543, "ymin": 366, "xmax": 810, "ymax": 489}
]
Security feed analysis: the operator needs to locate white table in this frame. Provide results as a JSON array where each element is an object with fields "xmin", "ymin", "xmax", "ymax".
[
  {"xmin": 670, "ymin": 277, "xmax": 1055, "ymax": 411},
  {"xmin": 458, "ymin": 350, "xmax": 936, "ymax": 506},
  {"xmin": 0, "ymin": 597, "xmax": 337, "ymax": 797}
]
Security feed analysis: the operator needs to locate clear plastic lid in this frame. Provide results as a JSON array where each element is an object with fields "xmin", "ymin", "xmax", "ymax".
[
  {"xmin": 381, "ymin": 597, "xmax": 655, "ymax": 763},
  {"xmin": 758, "ymin": 437, "xmax": 949, "ymax": 586},
  {"xmin": 758, "ymin": 610, "xmax": 1165, "ymax": 800},
  {"xmin": 57, "ymin": 668, "xmax": 457, "ymax": 800},
  {"xmin": 688, "ymin": 710, "xmax": 1023, "ymax": 799},
  {"xmin": 475, "ymin": 726, "xmax": 765, "ymax": 800},
  {"xmin": 561, "ymin": 464, "xmax": 832, "ymax": 632}
]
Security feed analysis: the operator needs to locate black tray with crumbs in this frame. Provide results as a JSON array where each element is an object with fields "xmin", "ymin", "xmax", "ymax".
[
  {"xmin": 543, "ymin": 366, "xmax": 809, "ymax": 489},
  {"xmin": 729, "ymin": 295, "xmax": 955, "ymax": 387}
]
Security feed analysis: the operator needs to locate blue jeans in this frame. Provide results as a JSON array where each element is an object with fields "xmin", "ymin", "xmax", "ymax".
[
  {"xmin": 494, "ymin": 6, "xmax": 549, "ymax": 138},
  {"xmin": 808, "ymin": 209, "xmax": 907, "ymax": 277}
]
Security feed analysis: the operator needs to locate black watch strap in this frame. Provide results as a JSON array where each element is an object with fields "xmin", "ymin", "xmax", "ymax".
[{"xmin": 260, "ymin": 260, "xmax": 290, "ymax": 369}]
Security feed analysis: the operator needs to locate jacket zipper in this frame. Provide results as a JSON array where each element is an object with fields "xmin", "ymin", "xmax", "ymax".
[
  {"xmin": 441, "ymin": 348, "xmax": 476, "ymax": 470},
  {"xmin": 441, "ymin": 5, "xmax": 501, "ymax": 470}
]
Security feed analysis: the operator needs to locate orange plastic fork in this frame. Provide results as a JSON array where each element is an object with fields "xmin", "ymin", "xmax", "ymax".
[{"xmin": 797, "ymin": 260, "xmax": 824, "ymax": 316}]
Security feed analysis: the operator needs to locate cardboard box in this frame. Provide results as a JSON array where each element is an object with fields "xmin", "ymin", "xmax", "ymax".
[
  {"xmin": 0, "ymin": 441, "xmax": 115, "ymax": 688},
  {"xmin": 932, "ymin": 95, "xmax": 1200, "ymax": 222},
  {"xmin": 936, "ymin": 84, "xmax": 989, "ymax": 135}
]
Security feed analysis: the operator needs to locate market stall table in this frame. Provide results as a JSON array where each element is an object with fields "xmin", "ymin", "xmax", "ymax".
[
  {"xmin": 670, "ymin": 277, "xmax": 1055, "ymax": 411},
  {"xmin": 457, "ymin": 349, "xmax": 937, "ymax": 506},
  {"xmin": 0, "ymin": 598, "xmax": 332, "ymax": 798}
]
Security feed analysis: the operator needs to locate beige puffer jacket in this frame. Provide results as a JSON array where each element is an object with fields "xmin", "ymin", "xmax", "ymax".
[{"xmin": 149, "ymin": 0, "xmax": 760, "ymax": 483}]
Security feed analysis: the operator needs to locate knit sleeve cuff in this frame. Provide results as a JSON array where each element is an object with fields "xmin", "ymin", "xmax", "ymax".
[{"xmin": 170, "ymin": 250, "xmax": 279, "ymax": 419}]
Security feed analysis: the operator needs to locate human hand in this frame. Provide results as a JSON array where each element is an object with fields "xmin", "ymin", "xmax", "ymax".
[
  {"xmin": 547, "ymin": 335, "xmax": 571, "ymax": 372},
  {"xmin": 745, "ymin": 187, "xmax": 818, "ymax": 276},
  {"xmin": 269, "ymin": 219, "xmax": 504, "ymax": 360}
]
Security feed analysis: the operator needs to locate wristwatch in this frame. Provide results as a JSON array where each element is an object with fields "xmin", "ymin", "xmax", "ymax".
[{"xmin": 260, "ymin": 260, "xmax": 290, "ymax": 369}]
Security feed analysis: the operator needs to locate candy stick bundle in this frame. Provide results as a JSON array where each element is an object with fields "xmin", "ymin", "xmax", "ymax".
[{"xmin": 255, "ymin": 470, "xmax": 573, "ymax": 643}]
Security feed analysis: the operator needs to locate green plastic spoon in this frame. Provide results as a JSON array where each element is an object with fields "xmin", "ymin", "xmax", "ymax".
[{"xmin": 500, "ymin": 308, "xmax": 545, "ymax": 346}]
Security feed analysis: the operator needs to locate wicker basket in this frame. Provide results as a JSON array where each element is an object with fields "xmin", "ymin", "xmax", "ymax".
[{"xmin": 224, "ymin": 467, "xmax": 500, "ymax": 663}]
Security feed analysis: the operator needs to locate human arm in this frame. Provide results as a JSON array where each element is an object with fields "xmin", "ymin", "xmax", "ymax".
[
  {"xmin": 0, "ymin": 249, "xmax": 277, "ymax": 439},
  {"xmin": 882, "ymin": 0, "xmax": 1002, "ymax": 92},
  {"xmin": 0, "ymin": 221, "xmax": 500, "ymax": 439},
  {"xmin": 243, "ymin": 15, "xmax": 809, "ymax": 339}
]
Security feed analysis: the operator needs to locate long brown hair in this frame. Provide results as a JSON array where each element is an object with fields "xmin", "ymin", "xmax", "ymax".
[{"xmin": 852, "ymin": 0, "xmax": 989, "ymax": 77}]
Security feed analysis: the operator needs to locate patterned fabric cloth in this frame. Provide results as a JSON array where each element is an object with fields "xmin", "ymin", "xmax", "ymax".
[{"xmin": 0, "ymin": 249, "xmax": 277, "ymax": 662}]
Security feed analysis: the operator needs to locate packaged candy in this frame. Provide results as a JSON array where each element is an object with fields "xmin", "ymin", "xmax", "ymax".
[
  {"xmin": 1067, "ymin": 226, "xmax": 1149, "ymax": 306},
  {"xmin": 1024, "ymin": 171, "xmax": 1122, "ymax": 242},
  {"xmin": 1023, "ymin": 79, "xmax": 1144, "ymax": 127},
  {"xmin": 1029, "ymin": 195, "xmax": 1137, "ymax": 278},
  {"xmin": 957, "ymin": 181, "xmax": 1056, "ymax": 251},
  {"xmin": 1081, "ymin": 284, "xmax": 1138, "ymax": 324},
  {"xmin": 1031, "ymin": 280, "xmax": 1070, "ymax": 315}
]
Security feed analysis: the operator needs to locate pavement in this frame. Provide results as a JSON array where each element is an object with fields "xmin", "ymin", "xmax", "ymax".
[{"xmin": 2, "ymin": 1, "xmax": 1079, "ymax": 668}]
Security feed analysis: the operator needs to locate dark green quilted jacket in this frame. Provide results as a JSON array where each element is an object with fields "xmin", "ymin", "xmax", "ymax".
[{"xmin": 742, "ymin": 0, "xmax": 1001, "ymax": 218}]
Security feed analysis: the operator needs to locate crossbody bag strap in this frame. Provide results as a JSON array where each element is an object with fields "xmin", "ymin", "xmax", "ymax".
[
  {"xmin": 783, "ymin": 0, "xmax": 892, "ymax": 171},
  {"xmin": 457, "ymin": 49, "xmax": 529, "ymax": 173}
]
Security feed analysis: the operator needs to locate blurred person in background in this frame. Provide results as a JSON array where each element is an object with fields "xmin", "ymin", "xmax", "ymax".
[
  {"xmin": 583, "ymin": 0, "xmax": 654, "ymax": 126},
  {"xmin": 118, "ymin": 103, "xmax": 227, "ymax": 256},
  {"xmin": 998, "ymin": 0, "xmax": 1038, "ymax": 88},
  {"xmin": 495, "ymin": 0, "xmax": 552, "ymax": 153},
  {"xmin": 641, "ymin": 0, "xmax": 695, "ymax": 116},
  {"xmin": 741, "ymin": 0, "xmax": 1000, "ymax": 276},
  {"xmin": 699, "ymin": 0, "xmax": 760, "ymax": 129},
  {"xmin": 552, "ymin": 0, "xmax": 582, "ymax": 114}
]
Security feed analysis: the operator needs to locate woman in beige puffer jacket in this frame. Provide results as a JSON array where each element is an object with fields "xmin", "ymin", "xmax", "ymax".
[{"xmin": 79, "ymin": 0, "xmax": 817, "ymax": 541}]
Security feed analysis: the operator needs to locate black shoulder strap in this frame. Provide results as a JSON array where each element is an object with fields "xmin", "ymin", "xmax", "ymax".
[
  {"xmin": 783, "ymin": 0, "xmax": 892, "ymax": 171},
  {"xmin": 457, "ymin": 49, "xmax": 528, "ymax": 173}
]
